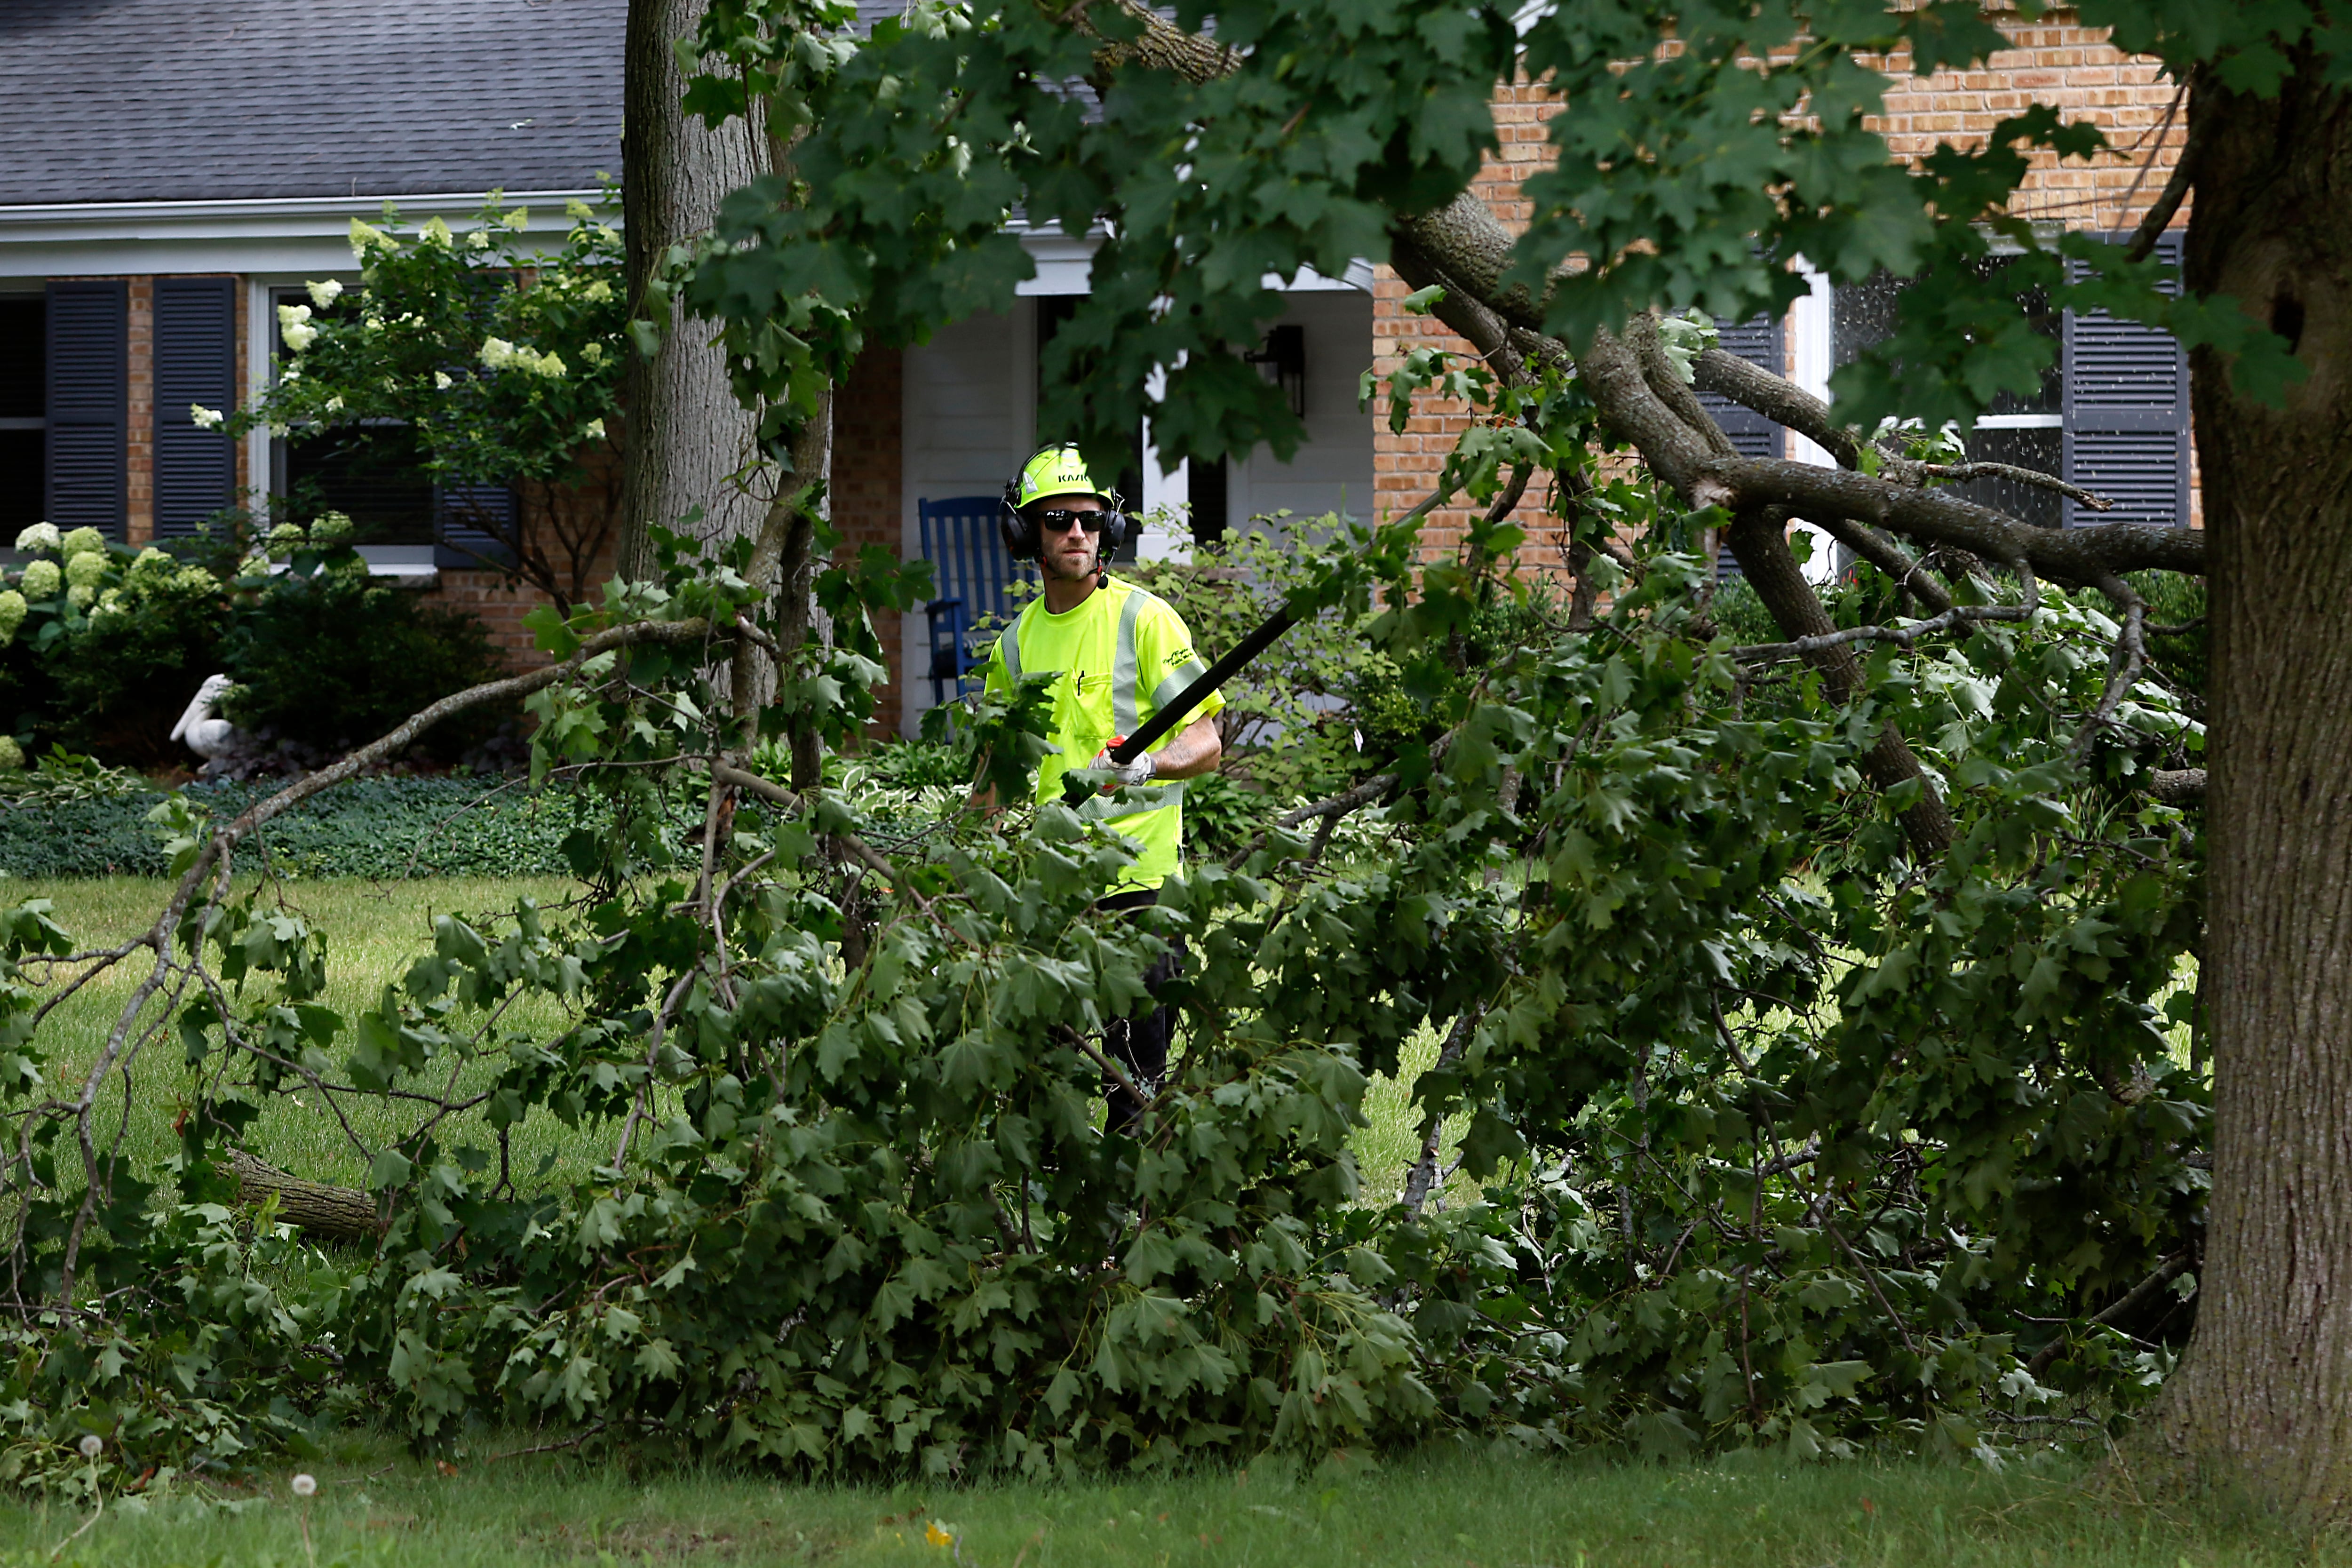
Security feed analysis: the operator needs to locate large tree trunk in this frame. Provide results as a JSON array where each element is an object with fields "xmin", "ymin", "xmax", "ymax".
[
  {"xmin": 2148, "ymin": 53, "xmax": 2352, "ymax": 1517},
  {"xmin": 620, "ymin": 0, "xmax": 768, "ymax": 579}
]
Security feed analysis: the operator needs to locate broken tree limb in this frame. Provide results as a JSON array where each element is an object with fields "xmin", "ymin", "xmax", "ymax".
[{"xmin": 223, "ymin": 1148, "xmax": 382, "ymax": 1243}]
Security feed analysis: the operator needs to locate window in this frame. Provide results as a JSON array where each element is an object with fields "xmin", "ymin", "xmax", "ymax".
[
  {"xmin": 1830, "ymin": 233, "xmax": 2188, "ymax": 531},
  {"xmin": 268, "ymin": 287, "xmax": 435, "ymax": 547},
  {"xmin": 0, "ymin": 296, "xmax": 43, "ymax": 538},
  {"xmin": 265, "ymin": 286, "xmax": 514, "ymax": 566}
]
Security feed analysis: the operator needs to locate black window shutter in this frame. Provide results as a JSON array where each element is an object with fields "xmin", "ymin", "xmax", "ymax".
[
  {"xmin": 1702, "ymin": 313, "xmax": 1785, "ymax": 579},
  {"xmin": 2064, "ymin": 230, "xmax": 2189, "ymax": 528},
  {"xmin": 436, "ymin": 482, "xmax": 518, "ymax": 569},
  {"xmin": 152, "ymin": 277, "xmax": 237, "ymax": 537},
  {"xmin": 44, "ymin": 280, "xmax": 127, "ymax": 537}
]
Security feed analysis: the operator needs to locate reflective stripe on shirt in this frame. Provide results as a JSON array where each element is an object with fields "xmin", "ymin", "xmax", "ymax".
[{"xmin": 1112, "ymin": 588, "xmax": 1146, "ymax": 737}]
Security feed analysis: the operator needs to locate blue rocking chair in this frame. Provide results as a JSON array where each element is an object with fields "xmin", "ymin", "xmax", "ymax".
[{"xmin": 917, "ymin": 495, "xmax": 1031, "ymax": 704}]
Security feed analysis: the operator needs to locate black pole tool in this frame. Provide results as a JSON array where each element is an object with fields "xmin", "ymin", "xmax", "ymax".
[{"xmin": 1059, "ymin": 600, "xmax": 1303, "ymax": 807}]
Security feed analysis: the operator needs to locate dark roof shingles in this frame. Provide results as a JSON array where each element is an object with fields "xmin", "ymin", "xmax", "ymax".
[{"xmin": 0, "ymin": 0, "xmax": 627, "ymax": 207}]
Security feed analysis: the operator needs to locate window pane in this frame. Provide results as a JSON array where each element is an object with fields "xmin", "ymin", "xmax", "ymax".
[
  {"xmin": 0, "ymin": 430, "xmax": 43, "ymax": 536},
  {"xmin": 0, "ymin": 299, "xmax": 42, "ymax": 420},
  {"xmin": 1954, "ymin": 426, "xmax": 2063, "ymax": 529},
  {"xmin": 285, "ymin": 425, "xmax": 436, "ymax": 546},
  {"xmin": 1833, "ymin": 260, "xmax": 2059, "ymax": 414}
]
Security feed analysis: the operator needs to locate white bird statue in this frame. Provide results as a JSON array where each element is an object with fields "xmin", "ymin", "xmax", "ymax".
[{"xmin": 170, "ymin": 674, "xmax": 239, "ymax": 762}]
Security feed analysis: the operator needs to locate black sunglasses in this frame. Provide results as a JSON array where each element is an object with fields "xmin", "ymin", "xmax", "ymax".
[{"xmin": 1033, "ymin": 509, "xmax": 1106, "ymax": 535}]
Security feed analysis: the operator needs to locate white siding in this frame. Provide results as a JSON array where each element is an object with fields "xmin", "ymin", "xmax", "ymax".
[
  {"xmin": 1226, "ymin": 291, "xmax": 1376, "ymax": 533},
  {"xmin": 899, "ymin": 302, "xmax": 1035, "ymax": 732}
]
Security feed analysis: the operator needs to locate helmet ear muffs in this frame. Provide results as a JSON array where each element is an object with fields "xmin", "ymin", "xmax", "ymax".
[
  {"xmin": 998, "ymin": 478, "xmax": 1037, "ymax": 562},
  {"xmin": 1101, "ymin": 510, "xmax": 1128, "ymax": 556}
]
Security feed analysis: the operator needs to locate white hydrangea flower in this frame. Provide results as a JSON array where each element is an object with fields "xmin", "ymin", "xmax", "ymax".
[
  {"xmin": 422, "ymin": 215, "xmax": 454, "ymax": 247},
  {"xmin": 564, "ymin": 198, "xmax": 595, "ymax": 220},
  {"xmin": 579, "ymin": 341, "xmax": 605, "ymax": 366},
  {"xmin": 583, "ymin": 418, "xmax": 606, "ymax": 441},
  {"xmin": 503, "ymin": 207, "xmax": 530, "ymax": 231},
  {"xmin": 435, "ymin": 371, "xmax": 454, "ymax": 390},
  {"xmin": 189, "ymin": 404, "xmax": 225, "ymax": 430},
  {"xmin": 66, "ymin": 584, "xmax": 93, "ymax": 609},
  {"xmin": 532, "ymin": 351, "xmax": 567, "ymax": 379},
  {"xmin": 173, "ymin": 565, "xmax": 218, "ymax": 593},
  {"xmin": 19, "ymin": 560, "xmax": 59, "ymax": 598},
  {"xmin": 324, "ymin": 395, "xmax": 345, "ymax": 413},
  {"xmin": 59, "ymin": 527, "xmax": 105, "ymax": 560},
  {"xmin": 0, "ymin": 590, "xmax": 25, "ymax": 645},
  {"xmin": 268, "ymin": 523, "xmax": 306, "ymax": 548},
  {"xmin": 466, "ymin": 229, "xmax": 492, "ymax": 250},
  {"xmin": 310, "ymin": 511, "xmax": 354, "ymax": 544},
  {"xmin": 363, "ymin": 315, "xmax": 385, "ymax": 332},
  {"xmin": 582, "ymin": 280, "xmax": 613, "ymax": 302},
  {"xmin": 305, "ymin": 279, "xmax": 344, "ymax": 309},
  {"xmin": 129, "ymin": 548, "xmax": 170, "ymax": 577},
  {"xmin": 278, "ymin": 302, "xmax": 318, "ymax": 352},
  {"xmin": 479, "ymin": 336, "xmax": 517, "ymax": 370},
  {"xmin": 13, "ymin": 524, "xmax": 59, "ymax": 555},
  {"xmin": 0, "ymin": 736, "xmax": 23, "ymax": 771},
  {"xmin": 348, "ymin": 217, "xmax": 397, "ymax": 255},
  {"xmin": 65, "ymin": 550, "xmax": 108, "ymax": 590}
]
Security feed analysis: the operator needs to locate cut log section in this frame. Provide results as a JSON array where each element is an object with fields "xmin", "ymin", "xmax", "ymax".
[{"xmin": 224, "ymin": 1147, "xmax": 383, "ymax": 1242}]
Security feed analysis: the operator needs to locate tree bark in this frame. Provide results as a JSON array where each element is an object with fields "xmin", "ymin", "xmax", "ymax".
[
  {"xmin": 224, "ymin": 1148, "xmax": 382, "ymax": 1243},
  {"xmin": 2146, "ymin": 53, "xmax": 2352, "ymax": 1518},
  {"xmin": 620, "ymin": 0, "xmax": 768, "ymax": 580}
]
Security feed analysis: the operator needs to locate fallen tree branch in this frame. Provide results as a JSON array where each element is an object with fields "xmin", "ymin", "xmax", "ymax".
[
  {"xmin": 1915, "ymin": 461, "xmax": 2112, "ymax": 511},
  {"xmin": 2026, "ymin": 1251, "xmax": 2194, "ymax": 1377},
  {"xmin": 2152, "ymin": 767, "xmax": 2206, "ymax": 804},
  {"xmin": 222, "ymin": 1148, "xmax": 382, "ymax": 1243}
]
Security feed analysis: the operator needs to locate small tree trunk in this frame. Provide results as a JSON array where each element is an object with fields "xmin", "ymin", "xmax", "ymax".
[
  {"xmin": 2145, "ymin": 54, "xmax": 2352, "ymax": 1518},
  {"xmin": 619, "ymin": 0, "xmax": 767, "ymax": 580}
]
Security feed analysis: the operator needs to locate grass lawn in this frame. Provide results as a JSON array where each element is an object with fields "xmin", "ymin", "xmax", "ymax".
[{"xmin": 0, "ymin": 1441, "xmax": 2331, "ymax": 1567}]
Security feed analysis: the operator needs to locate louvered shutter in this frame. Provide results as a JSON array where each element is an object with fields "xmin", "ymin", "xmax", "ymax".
[
  {"xmin": 436, "ymin": 482, "xmax": 518, "ymax": 568},
  {"xmin": 2064, "ymin": 231, "xmax": 2189, "ymax": 528},
  {"xmin": 44, "ymin": 281, "xmax": 126, "ymax": 536},
  {"xmin": 152, "ymin": 277, "xmax": 237, "ymax": 537},
  {"xmin": 1700, "ymin": 314, "xmax": 1786, "ymax": 460},
  {"xmin": 1701, "ymin": 313, "xmax": 1785, "ymax": 579}
]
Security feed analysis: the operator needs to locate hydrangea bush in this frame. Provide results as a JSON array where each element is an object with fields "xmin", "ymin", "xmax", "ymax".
[
  {"xmin": 218, "ymin": 192, "xmax": 626, "ymax": 610},
  {"xmin": 0, "ymin": 519, "xmax": 501, "ymax": 771}
]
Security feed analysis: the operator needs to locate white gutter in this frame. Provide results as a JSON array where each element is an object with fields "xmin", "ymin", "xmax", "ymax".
[{"xmin": 0, "ymin": 190, "xmax": 609, "ymax": 280}]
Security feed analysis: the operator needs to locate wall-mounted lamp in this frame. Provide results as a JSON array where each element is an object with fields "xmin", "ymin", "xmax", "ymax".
[{"xmin": 1244, "ymin": 323, "xmax": 1306, "ymax": 418}]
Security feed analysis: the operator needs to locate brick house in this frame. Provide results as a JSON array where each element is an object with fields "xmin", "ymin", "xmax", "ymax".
[{"xmin": 2, "ymin": 1, "xmax": 2187, "ymax": 735}]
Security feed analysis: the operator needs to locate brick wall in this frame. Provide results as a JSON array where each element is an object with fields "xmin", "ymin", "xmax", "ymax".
[
  {"xmin": 125, "ymin": 276, "xmax": 152, "ymax": 545},
  {"xmin": 829, "ymin": 346, "xmax": 905, "ymax": 736},
  {"xmin": 1368, "ymin": 12, "xmax": 2194, "ymax": 557}
]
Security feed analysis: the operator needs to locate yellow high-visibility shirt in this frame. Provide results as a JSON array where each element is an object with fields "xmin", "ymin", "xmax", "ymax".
[{"xmin": 979, "ymin": 574, "xmax": 1222, "ymax": 893}]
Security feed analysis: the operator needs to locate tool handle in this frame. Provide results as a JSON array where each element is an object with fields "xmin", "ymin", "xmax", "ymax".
[
  {"xmin": 1056, "ymin": 602, "xmax": 1303, "ymax": 807},
  {"xmin": 1108, "ymin": 605, "xmax": 1299, "ymax": 764}
]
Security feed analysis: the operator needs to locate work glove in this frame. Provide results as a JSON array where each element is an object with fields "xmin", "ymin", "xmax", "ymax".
[{"xmin": 1090, "ymin": 747, "xmax": 1156, "ymax": 790}]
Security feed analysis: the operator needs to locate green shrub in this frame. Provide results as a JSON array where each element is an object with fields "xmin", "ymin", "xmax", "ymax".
[
  {"xmin": 0, "ymin": 523, "xmax": 509, "ymax": 771},
  {"xmin": 0, "ymin": 777, "xmax": 599, "ymax": 880},
  {"xmin": 220, "ymin": 566, "xmax": 508, "ymax": 756}
]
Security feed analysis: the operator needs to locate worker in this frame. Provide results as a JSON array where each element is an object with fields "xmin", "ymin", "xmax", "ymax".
[{"xmin": 978, "ymin": 443, "xmax": 1224, "ymax": 1128}]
